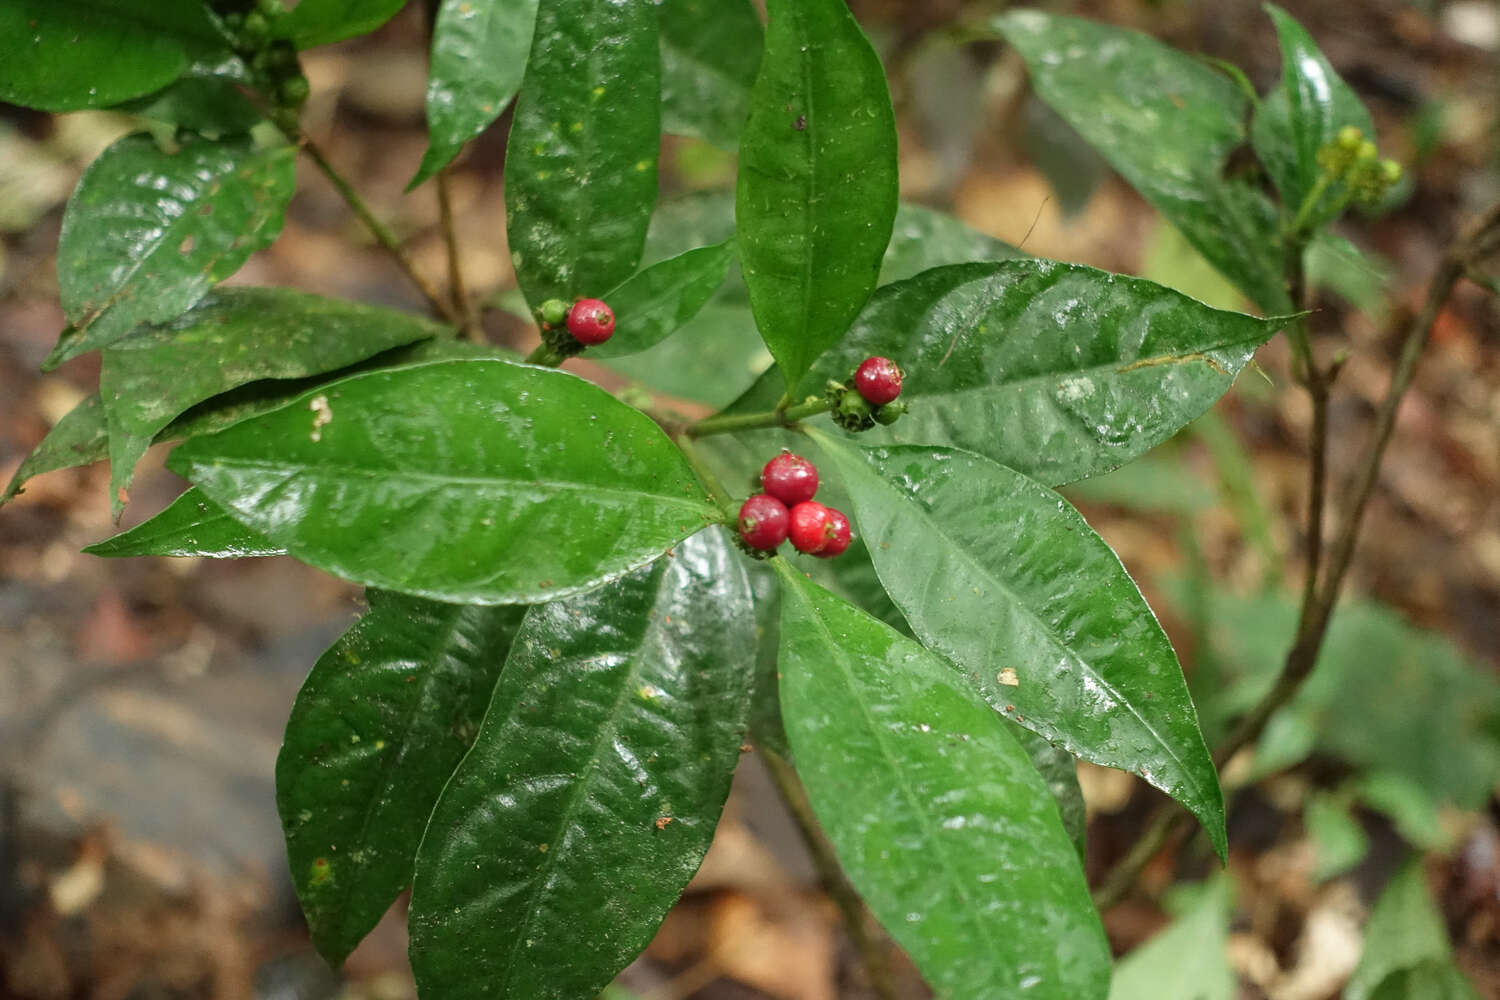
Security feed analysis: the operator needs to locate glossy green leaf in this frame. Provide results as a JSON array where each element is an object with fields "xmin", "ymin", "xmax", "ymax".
[
  {"xmin": 774, "ymin": 565, "xmax": 1110, "ymax": 999},
  {"xmin": 278, "ymin": 591, "xmax": 528, "ymax": 965},
  {"xmin": 0, "ymin": 0, "xmax": 222, "ymax": 112},
  {"xmin": 793, "ymin": 260, "xmax": 1285, "ymax": 487},
  {"xmin": 167, "ymin": 359, "xmax": 717, "ymax": 604},
  {"xmin": 283, "ymin": 0, "xmax": 410, "ymax": 48},
  {"xmin": 409, "ymin": 527, "xmax": 754, "ymax": 1000},
  {"xmin": 1, "ymin": 394, "xmax": 108, "ymax": 508},
  {"xmin": 585, "ymin": 241, "xmax": 737, "ymax": 359},
  {"xmin": 50, "ymin": 134, "xmax": 296, "ymax": 368},
  {"xmin": 997, "ymin": 9, "xmax": 1290, "ymax": 312},
  {"xmin": 505, "ymin": 0, "xmax": 660, "ymax": 308},
  {"xmin": 658, "ymin": 0, "xmax": 763, "ymax": 150},
  {"xmin": 1013, "ymin": 727, "xmax": 1087, "ymax": 859},
  {"xmin": 1107, "ymin": 877, "xmax": 1233, "ymax": 1000},
  {"xmin": 737, "ymin": 0, "xmax": 899, "ymax": 393},
  {"xmin": 600, "ymin": 303, "xmax": 768, "ymax": 408},
  {"xmin": 411, "ymin": 0, "xmax": 540, "ymax": 189},
  {"xmin": 100, "ymin": 287, "xmax": 445, "ymax": 516},
  {"xmin": 1347, "ymin": 862, "xmax": 1471, "ymax": 1000},
  {"xmin": 1252, "ymin": 5, "xmax": 1374, "ymax": 226},
  {"xmin": 880, "ymin": 203, "xmax": 1023, "ymax": 284},
  {"xmin": 813, "ymin": 436, "xmax": 1226, "ymax": 857},
  {"xmin": 84, "ymin": 487, "xmax": 282, "ymax": 558}
]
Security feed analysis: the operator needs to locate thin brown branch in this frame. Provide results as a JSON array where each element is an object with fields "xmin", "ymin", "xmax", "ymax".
[{"xmin": 436, "ymin": 169, "xmax": 482, "ymax": 340}]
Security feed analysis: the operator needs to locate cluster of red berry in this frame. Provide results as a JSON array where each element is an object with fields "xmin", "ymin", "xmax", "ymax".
[{"xmin": 738, "ymin": 452, "xmax": 852, "ymax": 558}]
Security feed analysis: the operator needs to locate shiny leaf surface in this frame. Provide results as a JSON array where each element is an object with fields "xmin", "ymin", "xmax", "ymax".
[
  {"xmin": 278, "ymin": 591, "xmax": 528, "ymax": 965},
  {"xmin": 2, "ymin": 394, "xmax": 108, "ymax": 507},
  {"xmin": 100, "ymin": 287, "xmax": 444, "ymax": 515},
  {"xmin": 997, "ymin": 9, "xmax": 1290, "ymax": 312},
  {"xmin": 167, "ymin": 359, "xmax": 717, "ymax": 604},
  {"xmin": 1013, "ymin": 727, "xmax": 1087, "ymax": 859},
  {"xmin": 505, "ymin": 0, "xmax": 660, "ymax": 308},
  {"xmin": 0, "ymin": 0, "xmax": 222, "ymax": 112},
  {"xmin": 1107, "ymin": 877, "xmax": 1233, "ymax": 1000},
  {"xmin": 1251, "ymin": 4, "xmax": 1374, "ymax": 227},
  {"xmin": 658, "ymin": 0, "xmax": 763, "ymax": 149},
  {"xmin": 813, "ymin": 436, "xmax": 1226, "ymax": 857},
  {"xmin": 585, "ymin": 241, "xmax": 737, "ymax": 359},
  {"xmin": 794, "ymin": 260, "xmax": 1285, "ymax": 487},
  {"xmin": 411, "ymin": 0, "xmax": 540, "ymax": 188},
  {"xmin": 51, "ymin": 134, "xmax": 296, "ymax": 368},
  {"xmin": 774, "ymin": 565, "xmax": 1110, "ymax": 999},
  {"xmin": 409, "ymin": 528, "xmax": 754, "ymax": 1000},
  {"xmin": 84, "ymin": 487, "xmax": 282, "ymax": 558},
  {"xmin": 737, "ymin": 0, "xmax": 898, "ymax": 393},
  {"xmin": 283, "ymin": 0, "xmax": 410, "ymax": 48}
]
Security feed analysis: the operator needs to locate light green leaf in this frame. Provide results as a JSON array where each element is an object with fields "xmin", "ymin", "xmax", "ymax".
[
  {"xmin": 2, "ymin": 394, "xmax": 108, "ymax": 508},
  {"xmin": 880, "ymin": 203, "xmax": 1023, "ymax": 285},
  {"xmin": 1108, "ymin": 877, "xmax": 1234, "ymax": 1000},
  {"xmin": 585, "ymin": 241, "xmax": 737, "ymax": 359},
  {"xmin": 659, "ymin": 0, "xmax": 763, "ymax": 150},
  {"xmin": 167, "ymin": 359, "xmax": 718, "ymax": 604},
  {"xmin": 84, "ymin": 487, "xmax": 282, "ymax": 558},
  {"xmin": 1304, "ymin": 794, "xmax": 1369, "ymax": 882},
  {"xmin": 1347, "ymin": 862, "xmax": 1471, "ymax": 1000},
  {"xmin": 775, "ymin": 564, "xmax": 1110, "ymax": 1000}
]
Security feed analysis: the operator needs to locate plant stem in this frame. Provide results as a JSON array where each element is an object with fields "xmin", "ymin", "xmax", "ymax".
[
  {"xmin": 436, "ymin": 169, "xmax": 482, "ymax": 340},
  {"xmin": 688, "ymin": 397, "xmax": 832, "ymax": 438},
  {"xmin": 524, "ymin": 342, "xmax": 566, "ymax": 367},
  {"xmin": 761, "ymin": 748, "xmax": 902, "ymax": 1000},
  {"xmin": 296, "ymin": 132, "xmax": 460, "ymax": 324}
]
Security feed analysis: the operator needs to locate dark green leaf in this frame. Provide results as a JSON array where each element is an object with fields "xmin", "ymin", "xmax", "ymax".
[
  {"xmin": 411, "ymin": 0, "xmax": 540, "ymax": 189},
  {"xmin": 278, "ymin": 591, "xmax": 529, "ymax": 965},
  {"xmin": 1368, "ymin": 962, "xmax": 1482, "ymax": 1000},
  {"xmin": 774, "ymin": 565, "xmax": 1110, "ymax": 999},
  {"xmin": 745, "ymin": 561, "xmax": 790, "ymax": 757},
  {"xmin": 880, "ymin": 203, "xmax": 1023, "ymax": 285},
  {"xmin": 167, "ymin": 359, "xmax": 718, "ymax": 604},
  {"xmin": 585, "ymin": 241, "xmax": 737, "ymax": 359},
  {"xmin": 1107, "ymin": 877, "xmax": 1233, "ymax": 1000},
  {"xmin": 115, "ymin": 58, "xmax": 264, "ymax": 135},
  {"xmin": 813, "ymin": 436, "xmax": 1226, "ymax": 857},
  {"xmin": 505, "ymin": 0, "xmax": 661, "ymax": 308},
  {"xmin": 658, "ymin": 0, "xmax": 763, "ymax": 150},
  {"xmin": 1013, "ymin": 728, "xmax": 1087, "ymax": 859},
  {"xmin": 1251, "ymin": 4, "xmax": 1374, "ymax": 227},
  {"xmin": 997, "ymin": 9, "xmax": 1291, "ymax": 312},
  {"xmin": 409, "ymin": 528, "xmax": 754, "ymax": 1000},
  {"xmin": 2, "ymin": 394, "xmax": 108, "ymax": 508},
  {"xmin": 737, "ymin": 0, "xmax": 899, "ymax": 393},
  {"xmin": 1347, "ymin": 862, "xmax": 1469, "ymax": 1000},
  {"xmin": 0, "ymin": 0, "xmax": 223, "ymax": 112},
  {"xmin": 798, "ymin": 260, "xmax": 1286, "ymax": 487},
  {"xmin": 283, "ymin": 0, "xmax": 409, "ymax": 48},
  {"xmin": 84, "ymin": 487, "xmax": 282, "ymax": 558},
  {"xmin": 100, "ymin": 287, "xmax": 445, "ymax": 516},
  {"xmin": 50, "ymin": 134, "xmax": 296, "ymax": 369}
]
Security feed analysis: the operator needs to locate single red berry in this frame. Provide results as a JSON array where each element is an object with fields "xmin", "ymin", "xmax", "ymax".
[
  {"xmin": 761, "ymin": 452, "xmax": 819, "ymax": 505},
  {"xmin": 787, "ymin": 501, "xmax": 835, "ymax": 554},
  {"xmin": 567, "ymin": 298, "xmax": 616, "ymax": 345},
  {"xmin": 814, "ymin": 508, "xmax": 852, "ymax": 559},
  {"xmin": 854, "ymin": 356, "xmax": 903, "ymax": 406},
  {"xmin": 738, "ymin": 493, "xmax": 789, "ymax": 551}
]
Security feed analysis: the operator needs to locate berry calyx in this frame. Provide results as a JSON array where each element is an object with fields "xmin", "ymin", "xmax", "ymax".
[
  {"xmin": 787, "ymin": 501, "xmax": 835, "ymax": 554},
  {"xmin": 761, "ymin": 452, "xmax": 819, "ymax": 506},
  {"xmin": 567, "ymin": 298, "xmax": 616, "ymax": 345},
  {"xmin": 854, "ymin": 356, "xmax": 903, "ymax": 406},
  {"xmin": 738, "ymin": 494, "xmax": 789, "ymax": 551},
  {"xmin": 814, "ymin": 508, "xmax": 852, "ymax": 559}
]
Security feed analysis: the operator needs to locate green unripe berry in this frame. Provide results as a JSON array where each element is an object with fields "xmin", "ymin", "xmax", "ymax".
[
  {"xmin": 1355, "ymin": 139, "xmax": 1378, "ymax": 163},
  {"xmin": 257, "ymin": 0, "xmax": 284, "ymax": 16},
  {"xmin": 242, "ymin": 11, "xmax": 271, "ymax": 43},
  {"xmin": 538, "ymin": 298, "xmax": 570, "ymax": 327},
  {"xmin": 1380, "ymin": 159, "xmax": 1402, "ymax": 184},
  {"xmin": 1336, "ymin": 125, "xmax": 1364, "ymax": 151},
  {"xmin": 279, "ymin": 75, "xmax": 310, "ymax": 108},
  {"xmin": 873, "ymin": 399, "xmax": 907, "ymax": 426}
]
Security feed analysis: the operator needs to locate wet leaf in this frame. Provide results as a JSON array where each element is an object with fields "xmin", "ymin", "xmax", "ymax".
[
  {"xmin": 50, "ymin": 133, "xmax": 296, "ymax": 368},
  {"xmin": 658, "ymin": 0, "xmax": 763, "ymax": 149},
  {"xmin": 84, "ymin": 487, "xmax": 282, "ymax": 558},
  {"xmin": 411, "ymin": 0, "xmax": 540, "ymax": 188},
  {"xmin": 813, "ymin": 436, "xmax": 1225, "ymax": 857},
  {"xmin": 0, "ymin": 0, "xmax": 223, "ymax": 112},
  {"xmin": 774, "ymin": 564, "xmax": 1110, "ymax": 999},
  {"xmin": 167, "ymin": 359, "xmax": 718, "ymax": 604},
  {"xmin": 737, "ymin": 0, "xmax": 898, "ymax": 393},
  {"xmin": 409, "ymin": 528, "xmax": 754, "ymax": 1000},
  {"xmin": 1108, "ymin": 877, "xmax": 1233, "ymax": 1000},
  {"xmin": 1013, "ymin": 727, "xmax": 1087, "ymax": 859},
  {"xmin": 278, "ymin": 591, "xmax": 529, "ymax": 965},
  {"xmin": 997, "ymin": 9, "xmax": 1291, "ymax": 312},
  {"xmin": 283, "ymin": 0, "xmax": 410, "ymax": 48},
  {"xmin": 585, "ymin": 240, "xmax": 737, "ymax": 359},
  {"xmin": 100, "ymin": 287, "xmax": 444, "ymax": 516},
  {"xmin": 505, "ymin": 0, "xmax": 660, "ymax": 308}
]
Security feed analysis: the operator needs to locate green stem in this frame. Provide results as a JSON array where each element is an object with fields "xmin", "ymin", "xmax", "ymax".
[
  {"xmin": 1286, "ymin": 172, "xmax": 1333, "ymax": 239},
  {"xmin": 688, "ymin": 397, "xmax": 832, "ymax": 438},
  {"xmin": 524, "ymin": 342, "xmax": 566, "ymax": 367}
]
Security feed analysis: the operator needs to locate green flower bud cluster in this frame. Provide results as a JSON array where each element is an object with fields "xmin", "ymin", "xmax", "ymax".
[
  {"xmin": 220, "ymin": 0, "xmax": 307, "ymax": 113},
  {"xmin": 1316, "ymin": 126, "xmax": 1402, "ymax": 206}
]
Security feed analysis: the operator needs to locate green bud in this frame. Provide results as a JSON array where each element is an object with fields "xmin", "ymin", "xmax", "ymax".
[
  {"xmin": 538, "ymin": 298, "xmax": 570, "ymax": 327},
  {"xmin": 278, "ymin": 74, "xmax": 310, "ymax": 108},
  {"xmin": 1355, "ymin": 139, "xmax": 1378, "ymax": 163},
  {"xmin": 872, "ymin": 399, "xmax": 906, "ymax": 426},
  {"xmin": 1380, "ymin": 159, "xmax": 1402, "ymax": 184},
  {"xmin": 1336, "ymin": 125, "xmax": 1363, "ymax": 151},
  {"xmin": 257, "ymin": 0, "xmax": 284, "ymax": 16},
  {"xmin": 242, "ymin": 10, "xmax": 270, "ymax": 43}
]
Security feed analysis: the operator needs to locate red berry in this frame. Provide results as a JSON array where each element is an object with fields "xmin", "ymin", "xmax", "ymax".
[
  {"xmin": 761, "ymin": 452, "xmax": 819, "ymax": 505},
  {"xmin": 814, "ymin": 508, "xmax": 852, "ymax": 559},
  {"xmin": 738, "ymin": 494, "xmax": 789, "ymax": 551},
  {"xmin": 567, "ymin": 298, "xmax": 616, "ymax": 345},
  {"xmin": 854, "ymin": 356, "xmax": 903, "ymax": 406},
  {"xmin": 787, "ymin": 501, "xmax": 834, "ymax": 554}
]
